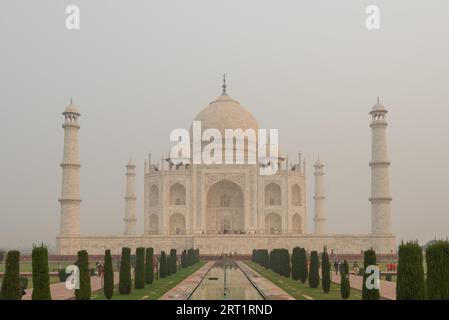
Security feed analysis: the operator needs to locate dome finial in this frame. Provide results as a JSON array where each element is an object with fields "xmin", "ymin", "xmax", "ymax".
[
  {"xmin": 222, "ymin": 73, "xmax": 227, "ymax": 95},
  {"xmin": 70, "ymin": 97, "xmax": 73, "ymax": 105},
  {"xmin": 377, "ymin": 96, "xmax": 380, "ymax": 104}
]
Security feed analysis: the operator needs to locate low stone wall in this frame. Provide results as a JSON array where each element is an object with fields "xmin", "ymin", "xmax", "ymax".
[{"xmin": 57, "ymin": 233, "xmax": 396, "ymax": 255}]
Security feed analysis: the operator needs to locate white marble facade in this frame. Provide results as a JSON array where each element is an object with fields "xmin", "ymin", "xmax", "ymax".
[{"xmin": 56, "ymin": 88, "xmax": 396, "ymax": 255}]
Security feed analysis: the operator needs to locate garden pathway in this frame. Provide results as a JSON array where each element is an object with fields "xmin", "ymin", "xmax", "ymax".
[{"xmin": 22, "ymin": 272, "xmax": 119, "ymax": 300}]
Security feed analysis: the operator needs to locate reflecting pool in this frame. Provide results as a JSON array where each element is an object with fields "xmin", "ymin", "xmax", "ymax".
[{"xmin": 189, "ymin": 261, "xmax": 264, "ymax": 300}]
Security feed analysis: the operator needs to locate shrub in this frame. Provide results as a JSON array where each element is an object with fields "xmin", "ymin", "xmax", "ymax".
[
  {"xmin": 340, "ymin": 260, "xmax": 351, "ymax": 299},
  {"xmin": 321, "ymin": 249, "xmax": 331, "ymax": 293},
  {"xmin": 181, "ymin": 250, "xmax": 187, "ymax": 268},
  {"xmin": 134, "ymin": 247, "xmax": 145, "ymax": 289},
  {"xmin": 160, "ymin": 251, "xmax": 168, "ymax": 278},
  {"xmin": 166, "ymin": 256, "xmax": 172, "ymax": 276},
  {"xmin": 119, "ymin": 247, "xmax": 132, "ymax": 294},
  {"xmin": 170, "ymin": 249, "xmax": 177, "ymax": 275},
  {"xmin": 362, "ymin": 249, "xmax": 380, "ymax": 300},
  {"xmin": 31, "ymin": 245, "xmax": 51, "ymax": 300},
  {"xmin": 75, "ymin": 250, "xmax": 91, "ymax": 300},
  {"xmin": 145, "ymin": 248, "xmax": 154, "ymax": 284},
  {"xmin": 396, "ymin": 241, "xmax": 425, "ymax": 300},
  {"xmin": 187, "ymin": 249, "xmax": 193, "ymax": 266},
  {"xmin": 0, "ymin": 250, "xmax": 21, "ymax": 300},
  {"xmin": 308, "ymin": 251, "xmax": 320, "ymax": 288},
  {"xmin": 253, "ymin": 249, "xmax": 270, "ymax": 269},
  {"xmin": 283, "ymin": 249, "xmax": 291, "ymax": 277},
  {"xmin": 298, "ymin": 248, "xmax": 308, "ymax": 283},
  {"xmin": 103, "ymin": 249, "xmax": 114, "ymax": 300},
  {"xmin": 425, "ymin": 240, "xmax": 449, "ymax": 300},
  {"xmin": 291, "ymin": 247, "xmax": 301, "ymax": 280}
]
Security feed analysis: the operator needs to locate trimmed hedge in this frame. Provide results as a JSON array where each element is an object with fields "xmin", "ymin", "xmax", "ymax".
[
  {"xmin": 252, "ymin": 249, "xmax": 270, "ymax": 269},
  {"xmin": 160, "ymin": 251, "xmax": 168, "ymax": 278},
  {"xmin": 75, "ymin": 250, "xmax": 91, "ymax": 300},
  {"xmin": 362, "ymin": 249, "xmax": 380, "ymax": 300},
  {"xmin": 31, "ymin": 245, "xmax": 51, "ymax": 300},
  {"xmin": 291, "ymin": 247, "xmax": 301, "ymax": 280},
  {"xmin": 298, "ymin": 248, "xmax": 308, "ymax": 283},
  {"xmin": 308, "ymin": 251, "xmax": 320, "ymax": 288},
  {"xmin": 145, "ymin": 248, "xmax": 154, "ymax": 284},
  {"xmin": 119, "ymin": 247, "xmax": 132, "ymax": 294},
  {"xmin": 425, "ymin": 240, "xmax": 449, "ymax": 300},
  {"xmin": 134, "ymin": 247, "xmax": 145, "ymax": 289},
  {"xmin": 181, "ymin": 250, "xmax": 187, "ymax": 268},
  {"xmin": 103, "ymin": 249, "xmax": 114, "ymax": 300},
  {"xmin": 0, "ymin": 250, "xmax": 21, "ymax": 300},
  {"xmin": 170, "ymin": 249, "xmax": 177, "ymax": 275},
  {"xmin": 340, "ymin": 260, "xmax": 351, "ymax": 299},
  {"xmin": 321, "ymin": 249, "xmax": 331, "ymax": 293},
  {"xmin": 396, "ymin": 241, "xmax": 425, "ymax": 300}
]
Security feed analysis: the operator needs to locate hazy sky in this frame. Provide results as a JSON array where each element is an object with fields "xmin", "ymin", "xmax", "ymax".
[{"xmin": 1, "ymin": 0, "xmax": 448, "ymax": 248}]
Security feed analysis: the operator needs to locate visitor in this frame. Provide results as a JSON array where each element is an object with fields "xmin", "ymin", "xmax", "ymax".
[{"xmin": 334, "ymin": 260, "xmax": 339, "ymax": 274}]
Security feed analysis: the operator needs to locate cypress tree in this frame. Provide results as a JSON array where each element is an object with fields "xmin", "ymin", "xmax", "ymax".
[
  {"xmin": 181, "ymin": 250, "xmax": 187, "ymax": 268},
  {"xmin": 187, "ymin": 249, "xmax": 193, "ymax": 266},
  {"xmin": 119, "ymin": 247, "xmax": 131, "ymax": 295},
  {"xmin": 134, "ymin": 247, "xmax": 145, "ymax": 289},
  {"xmin": 426, "ymin": 240, "xmax": 449, "ymax": 300},
  {"xmin": 166, "ymin": 256, "xmax": 172, "ymax": 276},
  {"xmin": 340, "ymin": 260, "xmax": 351, "ymax": 299},
  {"xmin": 284, "ymin": 249, "xmax": 291, "ymax": 277},
  {"xmin": 31, "ymin": 245, "xmax": 51, "ymax": 300},
  {"xmin": 298, "ymin": 248, "xmax": 308, "ymax": 283},
  {"xmin": 160, "ymin": 251, "xmax": 168, "ymax": 278},
  {"xmin": 145, "ymin": 248, "xmax": 154, "ymax": 284},
  {"xmin": 308, "ymin": 251, "xmax": 320, "ymax": 288},
  {"xmin": 321, "ymin": 249, "xmax": 331, "ymax": 293},
  {"xmin": 170, "ymin": 249, "xmax": 177, "ymax": 274},
  {"xmin": 75, "ymin": 250, "xmax": 91, "ymax": 300},
  {"xmin": 103, "ymin": 249, "xmax": 114, "ymax": 300},
  {"xmin": 291, "ymin": 247, "xmax": 301, "ymax": 280},
  {"xmin": 396, "ymin": 241, "xmax": 425, "ymax": 300},
  {"xmin": 362, "ymin": 249, "xmax": 380, "ymax": 300},
  {"xmin": 0, "ymin": 250, "xmax": 21, "ymax": 300}
]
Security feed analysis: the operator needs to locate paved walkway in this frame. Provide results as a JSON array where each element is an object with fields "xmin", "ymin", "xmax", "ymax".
[
  {"xmin": 159, "ymin": 261, "xmax": 215, "ymax": 300},
  {"xmin": 331, "ymin": 272, "xmax": 396, "ymax": 300},
  {"xmin": 236, "ymin": 261, "xmax": 295, "ymax": 300},
  {"xmin": 23, "ymin": 272, "xmax": 119, "ymax": 300}
]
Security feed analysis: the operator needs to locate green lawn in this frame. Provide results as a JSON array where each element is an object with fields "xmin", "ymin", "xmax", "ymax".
[
  {"xmin": 92, "ymin": 262, "xmax": 205, "ymax": 300},
  {"xmin": 245, "ymin": 261, "xmax": 363, "ymax": 300}
]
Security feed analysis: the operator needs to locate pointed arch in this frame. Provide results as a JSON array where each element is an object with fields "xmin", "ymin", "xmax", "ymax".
[
  {"xmin": 265, "ymin": 182, "xmax": 281, "ymax": 205},
  {"xmin": 169, "ymin": 183, "xmax": 186, "ymax": 205}
]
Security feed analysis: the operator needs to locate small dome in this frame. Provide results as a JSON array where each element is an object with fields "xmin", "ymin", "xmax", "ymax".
[
  {"xmin": 314, "ymin": 157, "xmax": 324, "ymax": 168},
  {"xmin": 370, "ymin": 98, "xmax": 387, "ymax": 114},
  {"xmin": 63, "ymin": 103, "xmax": 80, "ymax": 115},
  {"xmin": 127, "ymin": 158, "xmax": 135, "ymax": 167}
]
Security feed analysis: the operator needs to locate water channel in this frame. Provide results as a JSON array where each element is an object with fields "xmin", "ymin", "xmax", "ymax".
[{"xmin": 189, "ymin": 261, "xmax": 264, "ymax": 300}]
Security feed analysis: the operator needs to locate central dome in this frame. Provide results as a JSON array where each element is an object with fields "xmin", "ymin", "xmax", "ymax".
[{"xmin": 192, "ymin": 93, "xmax": 259, "ymax": 135}]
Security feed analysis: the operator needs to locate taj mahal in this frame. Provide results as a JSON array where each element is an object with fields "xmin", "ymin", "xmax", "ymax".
[{"xmin": 56, "ymin": 79, "xmax": 396, "ymax": 255}]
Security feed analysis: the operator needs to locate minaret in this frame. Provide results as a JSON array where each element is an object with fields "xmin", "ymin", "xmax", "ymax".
[
  {"xmin": 313, "ymin": 157, "xmax": 326, "ymax": 235},
  {"xmin": 59, "ymin": 100, "xmax": 81, "ymax": 236},
  {"xmin": 124, "ymin": 158, "xmax": 137, "ymax": 235},
  {"xmin": 369, "ymin": 98, "xmax": 392, "ymax": 234}
]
